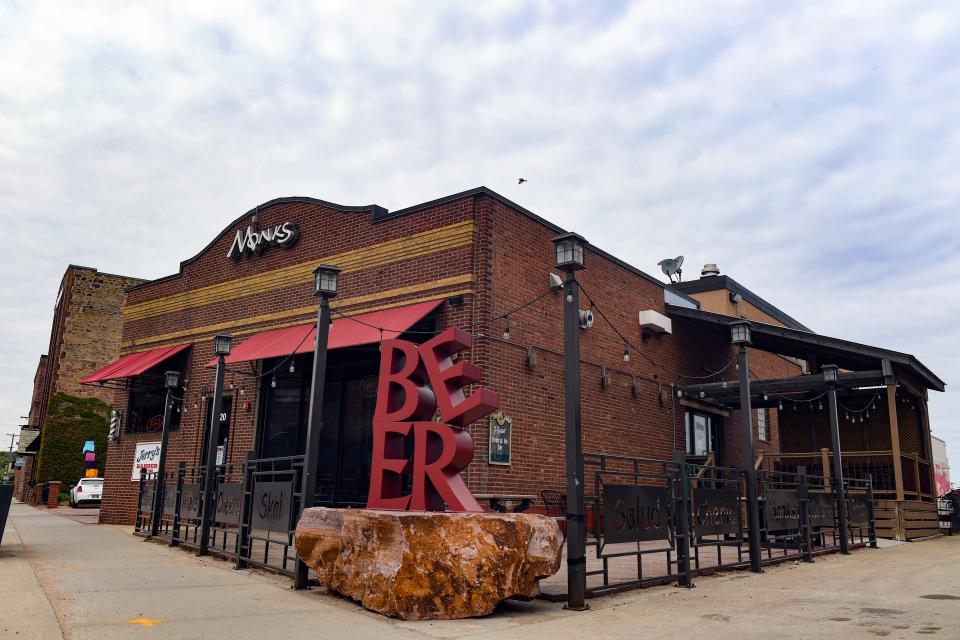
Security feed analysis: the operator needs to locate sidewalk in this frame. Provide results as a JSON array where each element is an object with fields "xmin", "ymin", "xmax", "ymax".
[{"xmin": 2, "ymin": 501, "xmax": 959, "ymax": 639}]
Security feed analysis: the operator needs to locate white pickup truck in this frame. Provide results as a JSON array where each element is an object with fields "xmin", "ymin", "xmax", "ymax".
[{"xmin": 69, "ymin": 478, "xmax": 104, "ymax": 508}]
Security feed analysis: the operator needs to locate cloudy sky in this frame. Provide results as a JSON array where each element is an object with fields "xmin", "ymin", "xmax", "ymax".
[{"xmin": 1, "ymin": 2, "xmax": 957, "ymax": 471}]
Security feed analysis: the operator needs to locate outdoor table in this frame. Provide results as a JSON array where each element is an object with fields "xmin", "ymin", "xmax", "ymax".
[{"xmin": 474, "ymin": 493, "xmax": 537, "ymax": 513}]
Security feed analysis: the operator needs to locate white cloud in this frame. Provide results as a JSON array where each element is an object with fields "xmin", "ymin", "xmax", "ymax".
[{"xmin": 1, "ymin": 0, "xmax": 957, "ymax": 471}]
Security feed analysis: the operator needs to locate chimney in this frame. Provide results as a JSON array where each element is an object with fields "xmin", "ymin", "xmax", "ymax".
[{"xmin": 701, "ymin": 263, "xmax": 720, "ymax": 277}]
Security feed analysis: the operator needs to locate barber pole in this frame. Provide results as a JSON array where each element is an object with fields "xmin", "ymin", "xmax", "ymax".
[{"xmin": 109, "ymin": 410, "xmax": 121, "ymax": 442}]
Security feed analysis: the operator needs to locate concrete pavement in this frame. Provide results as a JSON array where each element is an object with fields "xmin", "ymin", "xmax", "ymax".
[{"xmin": 2, "ymin": 501, "xmax": 959, "ymax": 639}]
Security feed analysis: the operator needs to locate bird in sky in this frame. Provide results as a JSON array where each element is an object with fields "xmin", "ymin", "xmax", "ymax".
[{"xmin": 518, "ymin": 178, "xmax": 527, "ymax": 184}]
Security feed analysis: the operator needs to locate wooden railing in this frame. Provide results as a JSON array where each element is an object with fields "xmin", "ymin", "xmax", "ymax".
[{"xmin": 765, "ymin": 450, "xmax": 933, "ymax": 502}]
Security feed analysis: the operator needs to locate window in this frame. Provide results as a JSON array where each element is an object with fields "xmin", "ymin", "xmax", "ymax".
[
  {"xmin": 757, "ymin": 408, "xmax": 768, "ymax": 442},
  {"xmin": 126, "ymin": 351, "xmax": 188, "ymax": 434},
  {"xmin": 685, "ymin": 410, "xmax": 720, "ymax": 457}
]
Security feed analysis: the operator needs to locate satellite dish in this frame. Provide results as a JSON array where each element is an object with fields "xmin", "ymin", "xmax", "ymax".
[{"xmin": 658, "ymin": 256, "xmax": 684, "ymax": 283}]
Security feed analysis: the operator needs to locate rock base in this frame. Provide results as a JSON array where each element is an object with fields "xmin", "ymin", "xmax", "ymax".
[{"xmin": 294, "ymin": 508, "xmax": 563, "ymax": 620}]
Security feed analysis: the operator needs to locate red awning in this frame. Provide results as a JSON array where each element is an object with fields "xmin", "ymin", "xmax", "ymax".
[
  {"xmin": 81, "ymin": 343, "xmax": 192, "ymax": 384},
  {"xmin": 212, "ymin": 299, "xmax": 443, "ymax": 366}
]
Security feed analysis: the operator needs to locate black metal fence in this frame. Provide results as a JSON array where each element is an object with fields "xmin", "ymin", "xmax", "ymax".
[
  {"xmin": 579, "ymin": 452, "xmax": 878, "ymax": 597},
  {"xmin": 134, "ymin": 452, "xmax": 304, "ymax": 578}
]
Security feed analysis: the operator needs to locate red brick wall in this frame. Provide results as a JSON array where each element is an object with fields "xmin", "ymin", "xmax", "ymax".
[
  {"xmin": 99, "ymin": 191, "xmax": 801, "ymax": 523},
  {"xmin": 470, "ymin": 195, "xmax": 799, "ymax": 496},
  {"xmin": 101, "ymin": 197, "xmax": 480, "ymax": 524}
]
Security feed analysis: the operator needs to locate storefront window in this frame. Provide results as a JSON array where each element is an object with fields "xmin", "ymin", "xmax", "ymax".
[{"xmin": 126, "ymin": 352, "xmax": 188, "ymax": 434}]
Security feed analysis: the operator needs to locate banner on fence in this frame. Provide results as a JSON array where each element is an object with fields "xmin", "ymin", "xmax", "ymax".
[
  {"xmin": 693, "ymin": 488, "xmax": 739, "ymax": 536},
  {"xmin": 765, "ymin": 489, "xmax": 801, "ymax": 531},
  {"xmin": 181, "ymin": 483, "xmax": 201, "ymax": 520},
  {"xmin": 162, "ymin": 484, "xmax": 178, "ymax": 516},
  {"xmin": 847, "ymin": 493, "xmax": 870, "ymax": 528},
  {"xmin": 808, "ymin": 492, "xmax": 835, "ymax": 528},
  {"xmin": 251, "ymin": 480, "xmax": 293, "ymax": 533},
  {"xmin": 215, "ymin": 484, "xmax": 243, "ymax": 525},
  {"xmin": 603, "ymin": 484, "xmax": 670, "ymax": 543}
]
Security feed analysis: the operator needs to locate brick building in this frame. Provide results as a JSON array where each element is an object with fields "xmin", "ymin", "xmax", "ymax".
[
  {"xmin": 83, "ymin": 188, "xmax": 805, "ymax": 525},
  {"xmin": 23, "ymin": 265, "xmax": 145, "ymax": 492}
]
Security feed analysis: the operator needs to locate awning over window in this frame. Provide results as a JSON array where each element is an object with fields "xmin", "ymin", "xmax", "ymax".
[
  {"xmin": 212, "ymin": 299, "xmax": 443, "ymax": 366},
  {"xmin": 81, "ymin": 343, "xmax": 192, "ymax": 384}
]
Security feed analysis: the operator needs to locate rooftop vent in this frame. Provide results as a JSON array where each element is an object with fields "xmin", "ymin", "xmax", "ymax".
[{"xmin": 701, "ymin": 263, "xmax": 720, "ymax": 277}]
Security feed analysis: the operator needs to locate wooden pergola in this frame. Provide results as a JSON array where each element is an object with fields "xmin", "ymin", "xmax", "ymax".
[{"xmin": 667, "ymin": 305, "xmax": 946, "ymax": 540}]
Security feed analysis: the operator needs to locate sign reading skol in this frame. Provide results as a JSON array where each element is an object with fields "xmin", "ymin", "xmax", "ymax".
[{"xmin": 367, "ymin": 327, "xmax": 498, "ymax": 513}]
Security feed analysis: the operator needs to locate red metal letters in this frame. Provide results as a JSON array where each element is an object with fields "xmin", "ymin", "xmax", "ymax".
[{"xmin": 367, "ymin": 328, "xmax": 498, "ymax": 512}]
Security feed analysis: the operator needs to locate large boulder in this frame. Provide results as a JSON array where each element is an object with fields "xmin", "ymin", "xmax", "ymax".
[{"xmin": 295, "ymin": 508, "xmax": 563, "ymax": 620}]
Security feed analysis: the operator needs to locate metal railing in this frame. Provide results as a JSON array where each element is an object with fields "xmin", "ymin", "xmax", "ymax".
[
  {"xmin": 133, "ymin": 452, "xmax": 304, "ymax": 580},
  {"xmin": 571, "ymin": 451, "xmax": 878, "ymax": 598}
]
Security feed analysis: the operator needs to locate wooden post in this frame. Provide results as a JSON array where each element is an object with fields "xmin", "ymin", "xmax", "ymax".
[
  {"xmin": 918, "ymin": 394, "xmax": 937, "ymax": 499},
  {"xmin": 913, "ymin": 454, "xmax": 922, "ymax": 500},
  {"xmin": 886, "ymin": 383, "xmax": 905, "ymax": 503},
  {"xmin": 820, "ymin": 448, "xmax": 831, "ymax": 491}
]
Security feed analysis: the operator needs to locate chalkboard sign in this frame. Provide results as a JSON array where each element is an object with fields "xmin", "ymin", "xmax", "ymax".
[{"xmin": 488, "ymin": 413, "xmax": 512, "ymax": 465}]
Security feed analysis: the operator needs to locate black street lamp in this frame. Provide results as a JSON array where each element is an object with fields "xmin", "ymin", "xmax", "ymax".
[
  {"xmin": 552, "ymin": 232, "xmax": 589, "ymax": 611},
  {"xmin": 199, "ymin": 334, "xmax": 231, "ymax": 555},
  {"xmin": 150, "ymin": 370, "xmax": 180, "ymax": 536},
  {"xmin": 731, "ymin": 320, "xmax": 763, "ymax": 572},
  {"xmin": 823, "ymin": 364, "xmax": 850, "ymax": 554},
  {"xmin": 294, "ymin": 264, "xmax": 340, "ymax": 589}
]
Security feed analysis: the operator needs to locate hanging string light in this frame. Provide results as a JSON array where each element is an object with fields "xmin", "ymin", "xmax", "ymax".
[
  {"xmin": 271, "ymin": 376, "xmax": 277, "ymax": 389},
  {"xmin": 623, "ymin": 346, "xmax": 630, "ymax": 362},
  {"xmin": 502, "ymin": 324, "xmax": 510, "ymax": 340},
  {"xmin": 289, "ymin": 360, "xmax": 295, "ymax": 374}
]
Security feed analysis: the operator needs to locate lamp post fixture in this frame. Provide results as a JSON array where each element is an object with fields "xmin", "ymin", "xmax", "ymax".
[
  {"xmin": 552, "ymin": 232, "xmax": 589, "ymax": 611},
  {"xmin": 294, "ymin": 264, "xmax": 341, "ymax": 589},
  {"xmin": 823, "ymin": 364, "xmax": 850, "ymax": 554},
  {"xmin": 199, "ymin": 333, "xmax": 232, "ymax": 555},
  {"xmin": 731, "ymin": 320, "xmax": 763, "ymax": 573},
  {"xmin": 150, "ymin": 370, "xmax": 180, "ymax": 537}
]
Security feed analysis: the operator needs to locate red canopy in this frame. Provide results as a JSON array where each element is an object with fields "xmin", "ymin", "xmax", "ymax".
[
  {"xmin": 81, "ymin": 343, "xmax": 192, "ymax": 384},
  {"xmin": 211, "ymin": 299, "xmax": 443, "ymax": 366}
]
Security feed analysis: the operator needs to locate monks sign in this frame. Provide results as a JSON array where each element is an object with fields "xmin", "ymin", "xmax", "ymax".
[{"xmin": 367, "ymin": 327, "xmax": 498, "ymax": 513}]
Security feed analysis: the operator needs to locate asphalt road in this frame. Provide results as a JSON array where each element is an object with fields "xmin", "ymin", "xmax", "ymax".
[{"xmin": 2, "ymin": 501, "xmax": 958, "ymax": 639}]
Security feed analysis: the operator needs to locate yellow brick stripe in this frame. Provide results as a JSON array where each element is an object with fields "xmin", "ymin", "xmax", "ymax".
[
  {"xmin": 121, "ymin": 275, "xmax": 474, "ymax": 350},
  {"xmin": 124, "ymin": 221, "xmax": 475, "ymax": 322}
]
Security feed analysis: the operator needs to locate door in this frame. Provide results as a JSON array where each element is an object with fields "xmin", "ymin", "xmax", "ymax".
[
  {"xmin": 202, "ymin": 397, "xmax": 233, "ymax": 466},
  {"xmin": 685, "ymin": 409, "xmax": 721, "ymax": 461}
]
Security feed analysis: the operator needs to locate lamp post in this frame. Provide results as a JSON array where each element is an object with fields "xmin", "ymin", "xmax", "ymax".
[
  {"xmin": 199, "ymin": 333, "xmax": 232, "ymax": 556},
  {"xmin": 294, "ymin": 264, "xmax": 340, "ymax": 589},
  {"xmin": 731, "ymin": 320, "xmax": 762, "ymax": 573},
  {"xmin": 823, "ymin": 364, "xmax": 850, "ymax": 554},
  {"xmin": 553, "ymin": 232, "xmax": 589, "ymax": 611},
  {"xmin": 151, "ymin": 370, "xmax": 180, "ymax": 537}
]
